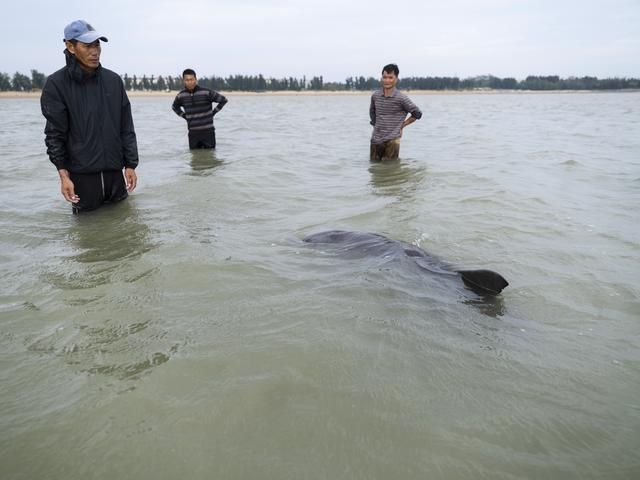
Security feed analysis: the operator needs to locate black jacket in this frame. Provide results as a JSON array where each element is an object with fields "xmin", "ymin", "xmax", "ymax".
[{"xmin": 41, "ymin": 50, "xmax": 139, "ymax": 173}]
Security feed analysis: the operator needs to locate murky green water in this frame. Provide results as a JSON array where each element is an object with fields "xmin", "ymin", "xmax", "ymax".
[{"xmin": 1, "ymin": 92, "xmax": 639, "ymax": 479}]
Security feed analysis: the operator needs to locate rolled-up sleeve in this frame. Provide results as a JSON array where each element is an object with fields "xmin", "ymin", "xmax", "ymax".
[
  {"xmin": 402, "ymin": 96, "xmax": 422, "ymax": 120},
  {"xmin": 211, "ymin": 91, "xmax": 227, "ymax": 112}
]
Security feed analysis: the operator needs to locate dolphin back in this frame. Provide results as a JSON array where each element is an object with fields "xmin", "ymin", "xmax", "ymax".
[
  {"xmin": 304, "ymin": 230, "xmax": 509, "ymax": 295},
  {"xmin": 303, "ymin": 230, "xmax": 386, "ymax": 245}
]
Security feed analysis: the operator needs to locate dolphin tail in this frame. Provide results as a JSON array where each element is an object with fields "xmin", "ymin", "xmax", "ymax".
[{"xmin": 456, "ymin": 269, "xmax": 509, "ymax": 295}]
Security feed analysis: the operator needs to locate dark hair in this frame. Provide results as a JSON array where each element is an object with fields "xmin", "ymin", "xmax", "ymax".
[
  {"xmin": 382, "ymin": 63, "xmax": 399, "ymax": 76},
  {"xmin": 183, "ymin": 68, "xmax": 196, "ymax": 78}
]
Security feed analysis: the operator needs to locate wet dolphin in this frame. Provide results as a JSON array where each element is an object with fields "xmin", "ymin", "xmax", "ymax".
[{"xmin": 303, "ymin": 230, "xmax": 509, "ymax": 295}]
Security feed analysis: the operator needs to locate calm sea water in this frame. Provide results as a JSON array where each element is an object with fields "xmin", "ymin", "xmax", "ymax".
[{"xmin": 1, "ymin": 92, "xmax": 639, "ymax": 479}]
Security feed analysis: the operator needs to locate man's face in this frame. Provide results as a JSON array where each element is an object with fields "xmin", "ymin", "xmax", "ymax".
[
  {"xmin": 183, "ymin": 74, "xmax": 197, "ymax": 91},
  {"xmin": 66, "ymin": 40, "xmax": 101, "ymax": 70},
  {"xmin": 381, "ymin": 70, "xmax": 398, "ymax": 89}
]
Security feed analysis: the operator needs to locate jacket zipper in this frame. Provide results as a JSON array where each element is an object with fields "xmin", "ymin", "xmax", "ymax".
[{"xmin": 100, "ymin": 172, "xmax": 105, "ymax": 198}]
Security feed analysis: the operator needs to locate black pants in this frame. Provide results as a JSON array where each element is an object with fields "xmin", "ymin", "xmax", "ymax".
[
  {"xmin": 188, "ymin": 128, "xmax": 216, "ymax": 149},
  {"xmin": 70, "ymin": 170, "xmax": 128, "ymax": 214}
]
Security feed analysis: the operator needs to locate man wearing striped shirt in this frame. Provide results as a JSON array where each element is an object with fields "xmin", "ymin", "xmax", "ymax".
[
  {"xmin": 369, "ymin": 64, "xmax": 422, "ymax": 161},
  {"xmin": 172, "ymin": 69, "xmax": 228, "ymax": 149}
]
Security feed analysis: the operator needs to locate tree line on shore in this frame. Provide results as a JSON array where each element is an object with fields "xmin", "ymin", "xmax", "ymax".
[{"xmin": 2, "ymin": 69, "xmax": 639, "ymax": 92}]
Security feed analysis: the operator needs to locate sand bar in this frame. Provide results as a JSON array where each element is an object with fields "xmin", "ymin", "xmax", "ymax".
[{"xmin": 2, "ymin": 89, "xmax": 623, "ymax": 99}]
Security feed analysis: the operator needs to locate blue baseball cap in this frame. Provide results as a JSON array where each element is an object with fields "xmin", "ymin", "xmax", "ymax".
[{"xmin": 63, "ymin": 20, "xmax": 108, "ymax": 43}]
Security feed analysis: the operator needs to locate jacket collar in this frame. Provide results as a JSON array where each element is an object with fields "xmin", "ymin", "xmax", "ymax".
[{"xmin": 64, "ymin": 49, "xmax": 100, "ymax": 83}]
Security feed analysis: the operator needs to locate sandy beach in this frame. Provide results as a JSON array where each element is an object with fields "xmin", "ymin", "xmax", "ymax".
[
  {"xmin": 0, "ymin": 90, "xmax": 474, "ymax": 98},
  {"xmin": 0, "ymin": 89, "xmax": 609, "ymax": 99}
]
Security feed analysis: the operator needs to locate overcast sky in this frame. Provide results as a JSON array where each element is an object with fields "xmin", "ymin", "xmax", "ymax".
[{"xmin": 2, "ymin": 0, "xmax": 638, "ymax": 81}]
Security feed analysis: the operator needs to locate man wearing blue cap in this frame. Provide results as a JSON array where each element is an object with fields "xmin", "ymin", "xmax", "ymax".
[{"xmin": 41, "ymin": 20, "xmax": 139, "ymax": 213}]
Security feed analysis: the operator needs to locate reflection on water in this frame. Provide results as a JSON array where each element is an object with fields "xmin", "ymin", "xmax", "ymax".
[
  {"xmin": 42, "ymin": 200, "xmax": 154, "ymax": 292},
  {"xmin": 463, "ymin": 293, "xmax": 507, "ymax": 318},
  {"xmin": 26, "ymin": 317, "xmax": 176, "ymax": 382},
  {"xmin": 368, "ymin": 159, "xmax": 427, "ymax": 198},
  {"xmin": 189, "ymin": 149, "xmax": 223, "ymax": 175},
  {"xmin": 31, "ymin": 200, "xmax": 175, "ymax": 385},
  {"xmin": 69, "ymin": 201, "xmax": 153, "ymax": 263}
]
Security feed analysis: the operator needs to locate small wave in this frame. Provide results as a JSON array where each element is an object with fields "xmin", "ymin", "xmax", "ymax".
[
  {"xmin": 25, "ymin": 315, "xmax": 179, "ymax": 383},
  {"xmin": 84, "ymin": 351, "xmax": 171, "ymax": 379},
  {"xmin": 0, "ymin": 300, "xmax": 39, "ymax": 313},
  {"xmin": 560, "ymin": 159, "xmax": 581, "ymax": 166}
]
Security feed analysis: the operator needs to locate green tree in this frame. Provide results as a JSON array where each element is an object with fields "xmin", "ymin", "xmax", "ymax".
[
  {"xmin": 0, "ymin": 72, "xmax": 11, "ymax": 91},
  {"xmin": 31, "ymin": 69, "xmax": 46, "ymax": 89},
  {"xmin": 309, "ymin": 76, "xmax": 323, "ymax": 90},
  {"xmin": 123, "ymin": 73, "xmax": 132, "ymax": 91},
  {"xmin": 156, "ymin": 75, "xmax": 166, "ymax": 91},
  {"xmin": 500, "ymin": 77, "xmax": 518, "ymax": 89},
  {"xmin": 345, "ymin": 77, "xmax": 354, "ymax": 90},
  {"xmin": 257, "ymin": 74, "xmax": 267, "ymax": 91},
  {"xmin": 68, "ymin": 72, "xmax": 640, "ymax": 93},
  {"xmin": 12, "ymin": 72, "xmax": 32, "ymax": 91}
]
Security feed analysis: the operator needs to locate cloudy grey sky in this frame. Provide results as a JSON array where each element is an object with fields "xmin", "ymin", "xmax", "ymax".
[{"xmin": 2, "ymin": 0, "xmax": 638, "ymax": 80}]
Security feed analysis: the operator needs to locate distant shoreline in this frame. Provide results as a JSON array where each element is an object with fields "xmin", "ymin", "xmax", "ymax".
[{"xmin": 2, "ymin": 89, "xmax": 638, "ymax": 99}]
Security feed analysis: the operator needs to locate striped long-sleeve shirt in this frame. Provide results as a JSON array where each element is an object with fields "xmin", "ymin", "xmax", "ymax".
[
  {"xmin": 172, "ymin": 85, "xmax": 228, "ymax": 131},
  {"xmin": 369, "ymin": 88, "xmax": 422, "ymax": 144}
]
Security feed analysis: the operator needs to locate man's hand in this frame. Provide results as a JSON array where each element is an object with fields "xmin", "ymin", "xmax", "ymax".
[
  {"xmin": 402, "ymin": 117, "xmax": 417, "ymax": 130},
  {"xmin": 125, "ymin": 168, "xmax": 137, "ymax": 192},
  {"xmin": 58, "ymin": 169, "xmax": 79, "ymax": 203}
]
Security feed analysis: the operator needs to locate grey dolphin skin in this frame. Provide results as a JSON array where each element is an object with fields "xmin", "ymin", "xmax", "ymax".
[{"xmin": 303, "ymin": 230, "xmax": 509, "ymax": 295}]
